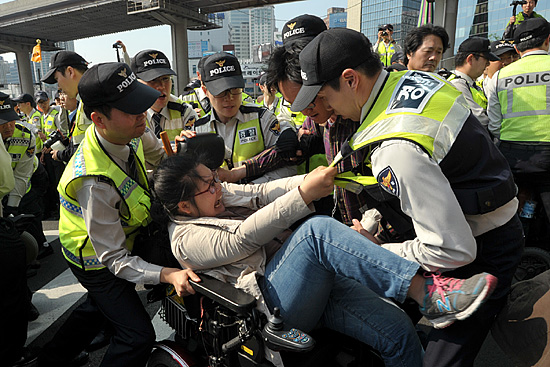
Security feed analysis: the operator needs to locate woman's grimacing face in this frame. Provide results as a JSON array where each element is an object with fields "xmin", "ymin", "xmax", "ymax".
[{"xmin": 180, "ymin": 164, "xmax": 224, "ymax": 218}]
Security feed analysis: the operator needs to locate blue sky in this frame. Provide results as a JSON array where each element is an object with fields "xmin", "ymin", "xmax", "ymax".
[{"xmin": 0, "ymin": 0, "xmax": 348, "ymax": 63}]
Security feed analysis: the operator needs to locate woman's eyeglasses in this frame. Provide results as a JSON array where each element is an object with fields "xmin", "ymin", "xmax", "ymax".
[{"xmin": 193, "ymin": 171, "xmax": 220, "ymax": 197}]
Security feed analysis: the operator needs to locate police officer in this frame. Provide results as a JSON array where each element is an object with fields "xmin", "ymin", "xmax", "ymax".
[
  {"xmin": 35, "ymin": 91, "xmax": 67, "ymax": 219},
  {"xmin": 187, "ymin": 52, "xmax": 297, "ymax": 184},
  {"xmin": 292, "ymin": 28, "xmax": 523, "ymax": 367},
  {"xmin": 483, "ymin": 40, "xmax": 519, "ymax": 95},
  {"xmin": 180, "ymin": 56, "xmax": 211, "ymax": 117},
  {"xmin": 487, "ymin": 18, "xmax": 550, "ymax": 227},
  {"xmin": 41, "ymin": 50, "xmax": 91, "ymax": 152},
  {"xmin": 373, "ymin": 24, "xmax": 399, "ymax": 68},
  {"xmin": 12, "ymin": 93, "xmax": 44, "ymax": 154},
  {"xmin": 38, "ymin": 62, "xmax": 199, "ymax": 367},
  {"xmin": 445, "ymin": 37, "xmax": 499, "ymax": 129},
  {"xmin": 258, "ymin": 72, "xmax": 293, "ymax": 127},
  {"xmin": 503, "ymin": 0, "xmax": 546, "ymax": 40},
  {"xmin": 131, "ymin": 49, "xmax": 197, "ymax": 142}
]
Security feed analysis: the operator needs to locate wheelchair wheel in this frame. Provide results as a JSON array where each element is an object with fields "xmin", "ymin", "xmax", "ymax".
[
  {"xmin": 514, "ymin": 247, "xmax": 550, "ymax": 282},
  {"xmin": 147, "ymin": 344, "xmax": 196, "ymax": 367},
  {"xmin": 20, "ymin": 230, "xmax": 38, "ymax": 266}
]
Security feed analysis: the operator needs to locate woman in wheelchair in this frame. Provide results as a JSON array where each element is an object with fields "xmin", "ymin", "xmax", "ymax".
[{"xmin": 151, "ymin": 154, "xmax": 498, "ymax": 367}]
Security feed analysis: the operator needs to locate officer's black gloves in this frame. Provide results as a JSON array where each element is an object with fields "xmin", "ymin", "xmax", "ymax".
[
  {"xmin": 275, "ymin": 128, "xmax": 299, "ymax": 159},
  {"xmin": 299, "ymin": 133, "xmax": 325, "ymax": 158}
]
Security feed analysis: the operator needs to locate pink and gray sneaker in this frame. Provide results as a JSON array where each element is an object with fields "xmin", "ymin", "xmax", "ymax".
[{"xmin": 420, "ymin": 272, "xmax": 498, "ymax": 329}]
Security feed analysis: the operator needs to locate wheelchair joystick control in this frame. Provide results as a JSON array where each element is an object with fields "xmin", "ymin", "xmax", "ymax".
[
  {"xmin": 266, "ymin": 307, "xmax": 284, "ymax": 331},
  {"xmin": 262, "ymin": 307, "xmax": 315, "ymax": 352}
]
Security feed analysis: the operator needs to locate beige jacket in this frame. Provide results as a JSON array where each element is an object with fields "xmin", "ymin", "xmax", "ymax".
[{"xmin": 168, "ymin": 174, "xmax": 313, "ymax": 299}]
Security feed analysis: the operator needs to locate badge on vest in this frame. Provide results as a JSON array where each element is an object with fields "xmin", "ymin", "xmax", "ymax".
[
  {"xmin": 377, "ymin": 166, "xmax": 400, "ymax": 196},
  {"xmin": 386, "ymin": 71, "xmax": 444, "ymax": 115},
  {"xmin": 238, "ymin": 127, "xmax": 259, "ymax": 144}
]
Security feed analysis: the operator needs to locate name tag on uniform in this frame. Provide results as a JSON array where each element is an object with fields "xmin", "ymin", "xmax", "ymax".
[{"xmin": 238, "ymin": 127, "xmax": 258, "ymax": 144}]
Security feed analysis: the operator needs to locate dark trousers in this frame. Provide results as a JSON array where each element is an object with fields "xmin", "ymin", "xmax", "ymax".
[
  {"xmin": 42, "ymin": 152, "xmax": 65, "ymax": 216},
  {"xmin": 0, "ymin": 219, "xmax": 29, "ymax": 365},
  {"xmin": 423, "ymin": 214, "xmax": 525, "ymax": 367},
  {"xmin": 19, "ymin": 164, "xmax": 48, "ymax": 245},
  {"xmin": 39, "ymin": 263, "xmax": 155, "ymax": 367}
]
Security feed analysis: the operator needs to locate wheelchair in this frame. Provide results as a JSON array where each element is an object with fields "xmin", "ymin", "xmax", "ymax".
[{"xmin": 146, "ymin": 276, "xmax": 385, "ymax": 367}]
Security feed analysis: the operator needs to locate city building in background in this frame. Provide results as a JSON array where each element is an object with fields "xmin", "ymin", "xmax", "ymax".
[
  {"xmin": 0, "ymin": 40, "xmax": 74, "ymax": 97},
  {"xmin": 324, "ymin": 7, "xmax": 348, "ymax": 28},
  {"xmin": 250, "ymin": 6, "xmax": 276, "ymax": 59},
  {"xmin": 454, "ymin": 0, "xmax": 550, "ymax": 52}
]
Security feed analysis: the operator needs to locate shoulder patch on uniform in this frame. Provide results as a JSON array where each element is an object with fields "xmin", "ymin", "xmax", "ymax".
[
  {"xmin": 239, "ymin": 104, "xmax": 263, "ymax": 114},
  {"xmin": 194, "ymin": 115, "xmax": 211, "ymax": 128},
  {"xmin": 269, "ymin": 119, "xmax": 281, "ymax": 136},
  {"xmin": 386, "ymin": 71, "xmax": 444, "ymax": 115},
  {"xmin": 377, "ymin": 166, "xmax": 400, "ymax": 196},
  {"xmin": 185, "ymin": 117, "xmax": 196, "ymax": 130}
]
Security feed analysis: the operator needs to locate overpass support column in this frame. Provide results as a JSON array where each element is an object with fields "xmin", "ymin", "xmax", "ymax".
[
  {"xmin": 171, "ymin": 19, "xmax": 189, "ymax": 95},
  {"xmin": 434, "ymin": 0, "xmax": 459, "ymax": 69},
  {"xmin": 15, "ymin": 48, "xmax": 34, "ymax": 94}
]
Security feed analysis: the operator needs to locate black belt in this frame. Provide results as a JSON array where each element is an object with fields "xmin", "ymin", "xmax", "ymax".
[{"xmin": 499, "ymin": 142, "xmax": 550, "ymax": 151}]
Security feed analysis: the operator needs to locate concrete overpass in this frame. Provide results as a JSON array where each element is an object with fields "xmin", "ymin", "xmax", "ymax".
[{"xmin": 0, "ymin": 0, "xmax": 302, "ymax": 93}]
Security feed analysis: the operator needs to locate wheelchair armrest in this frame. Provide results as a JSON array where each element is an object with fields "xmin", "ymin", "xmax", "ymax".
[{"xmin": 190, "ymin": 275, "xmax": 256, "ymax": 315}]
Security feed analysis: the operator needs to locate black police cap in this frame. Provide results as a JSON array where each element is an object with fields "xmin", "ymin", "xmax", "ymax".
[
  {"xmin": 78, "ymin": 62, "xmax": 160, "ymax": 115},
  {"xmin": 201, "ymin": 53, "xmax": 244, "ymax": 96},
  {"xmin": 282, "ymin": 14, "xmax": 327, "ymax": 46},
  {"xmin": 458, "ymin": 37, "xmax": 500, "ymax": 61},
  {"xmin": 41, "ymin": 51, "xmax": 88, "ymax": 84},
  {"xmin": 131, "ymin": 49, "xmax": 176, "ymax": 82},
  {"xmin": 0, "ymin": 92, "xmax": 20, "ymax": 125},
  {"xmin": 514, "ymin": 18, "xmax": 550, "ymax": 44}
]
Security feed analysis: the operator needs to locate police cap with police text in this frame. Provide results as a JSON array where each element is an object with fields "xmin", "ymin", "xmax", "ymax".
[
  {"xmin": 131, "ymin": 49, "xmax": 176, "ymax": 82},
  {"xmin": 514, "ymin": 17, "xmax": 550, "ymax": 44},
  {"xmin": 291, "ymin": 28, "xmax": 373, "ymax": 112},
  {"xmin": 201, "ymin": 52, "xmax": 244, "ymax": 96},
  {"xmin": 0, "ymin": 92, "xmax": 20, "ymax": 125},
  {"xmin": 490, "ymin": 40, "xmax": 516, "ymax": 56},
  {"xmin": 458, "ymin": 37, "xmax": 500, "ymax": 61},
  {"xmin": 41, "ymin": 51, "xmax": 88, "ymax": 84},
  {"xmin": 282, "ymin": 14, "xmax": 327, "ymax": 46},
  {"xmin": 78, "ymin": 62, "xmax": 160, "ymax": 115}
]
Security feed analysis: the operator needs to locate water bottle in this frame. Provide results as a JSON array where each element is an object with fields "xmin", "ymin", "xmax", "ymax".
[{"xmin": 520, "ymin": 200, "xmax": 537, "ymax": 219}]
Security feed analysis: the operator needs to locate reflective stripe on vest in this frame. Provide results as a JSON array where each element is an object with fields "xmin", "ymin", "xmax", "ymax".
[
  {"xmin": 58, "ymin": 126, "xmax": 151, "ymax": 270},
  {"xmin": 7, "ymin": 123, "xmax": 37, "ymax": 193},
  {"xmin": 496, "ymin": 54, "xmax": 550, "ymax": 142},
  {"xmin": 43, "ymin": 107, "xmax": 60, "ymax": 135},
  {"xmin": 377, "ymin": 42, "xmax": 396, "ymax": 67},
  {"xmin": 145, "ymin": 99, "xmax": 196, "ymax": 142},
  {"xmin": 72, "ymin": 102, "xmax": 93, "ymax": 145},
  {"xmin": 447, "ymin": 73, "xmax": 487, "ymax": 110}
]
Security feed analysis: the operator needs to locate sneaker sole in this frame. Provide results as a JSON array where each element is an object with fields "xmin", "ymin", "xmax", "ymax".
[{"xmin": 429, "ymin": 274, "xmax": 498, "ymax": 329}]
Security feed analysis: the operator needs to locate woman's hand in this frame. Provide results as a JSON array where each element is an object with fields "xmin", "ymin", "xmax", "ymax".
[
  {"xmin": 160, "ymin": 268, "xmax": 201, "ymax": 297},
  {"xmin": 351, "ymin": 219, "xmax": 380, "ymax": 245},
  {"xmin": 299, "ymin": 166, "xmax": 337, "ymax": 204}
]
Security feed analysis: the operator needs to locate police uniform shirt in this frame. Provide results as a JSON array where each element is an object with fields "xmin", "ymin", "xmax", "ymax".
[
  {"xmin": 358, "ymin": 70, "xmax": 518, "ymax": 272},
  {"xmin": 45, "ymin": 105, "xmax": 68, "ymax": 136},
  {"xmin": 195, "ymin": 106, "xmax": 297, "ymax": 183},
  {"xmin": 262, "ymin": 94, "xmax": 292, "ymax": 127},
  {"xmin": 0, "ymin": 132, "xmax": 15, "ymax": 217},
  {"xmin": 449, "ymin": 69, "xmax": 489, "ymax": 128},
  {"xmin": 3, "ymin": 126, "xmax": 36, "ymax": 208},
  {"xmin": 486, "ymin": 49, "xmax": 549, "ymax": 139},
  {"xmin": 20, "ymin": 108, "xmax": 42, "ymax": 138},
  {"xmin": 72, "ymin": 127, "xmax": 165, "ymax": 284},
  {"xmin": 146, "ymin": 94, "xmax": 198, "ymax": 132}
]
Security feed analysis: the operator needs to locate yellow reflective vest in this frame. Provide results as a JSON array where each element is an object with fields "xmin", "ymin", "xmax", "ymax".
[
  {"xmin": 43, "ymin": 107, "xmax": 60, "ymax": 136},
  {"xmin": 72, "ymin": 101, "xmax": 93, "ymax": 145},
  {"xmin": 58, "ymin": 126, "xmax": 151, "ymax": 270},
  {"xmin": 496, "ymin": 54, "xmax": 550, "ymax": 142},
  {"xmin": 6, "ymin": 123, "xmax": 38, "ymax": 193},
  {"xmin": 377, "ymin": 41, "xmax": 396, "ymax": 68}
]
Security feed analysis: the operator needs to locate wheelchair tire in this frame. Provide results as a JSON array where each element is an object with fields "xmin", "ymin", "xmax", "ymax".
[
  {"xmin": 147, "ymin": 345, "xmax": 195, "ymax": 367},
  {"xmin": 20, "ymin": 230, "xmax": 38, "ymax": 266},
  {"xmin": 514, "ymin": 247, "xmax": 550, "ymax": 282}
]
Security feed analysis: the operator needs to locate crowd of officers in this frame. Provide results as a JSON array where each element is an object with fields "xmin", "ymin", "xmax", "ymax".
[{"xmin": 0, "ymin": 3, "xmax": 549, "ymax": 366}]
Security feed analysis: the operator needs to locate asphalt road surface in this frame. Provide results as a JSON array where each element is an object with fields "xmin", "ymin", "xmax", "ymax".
[{"xmin": 24, "ymin": 219, "xmax": 514, "ymax": 367}]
